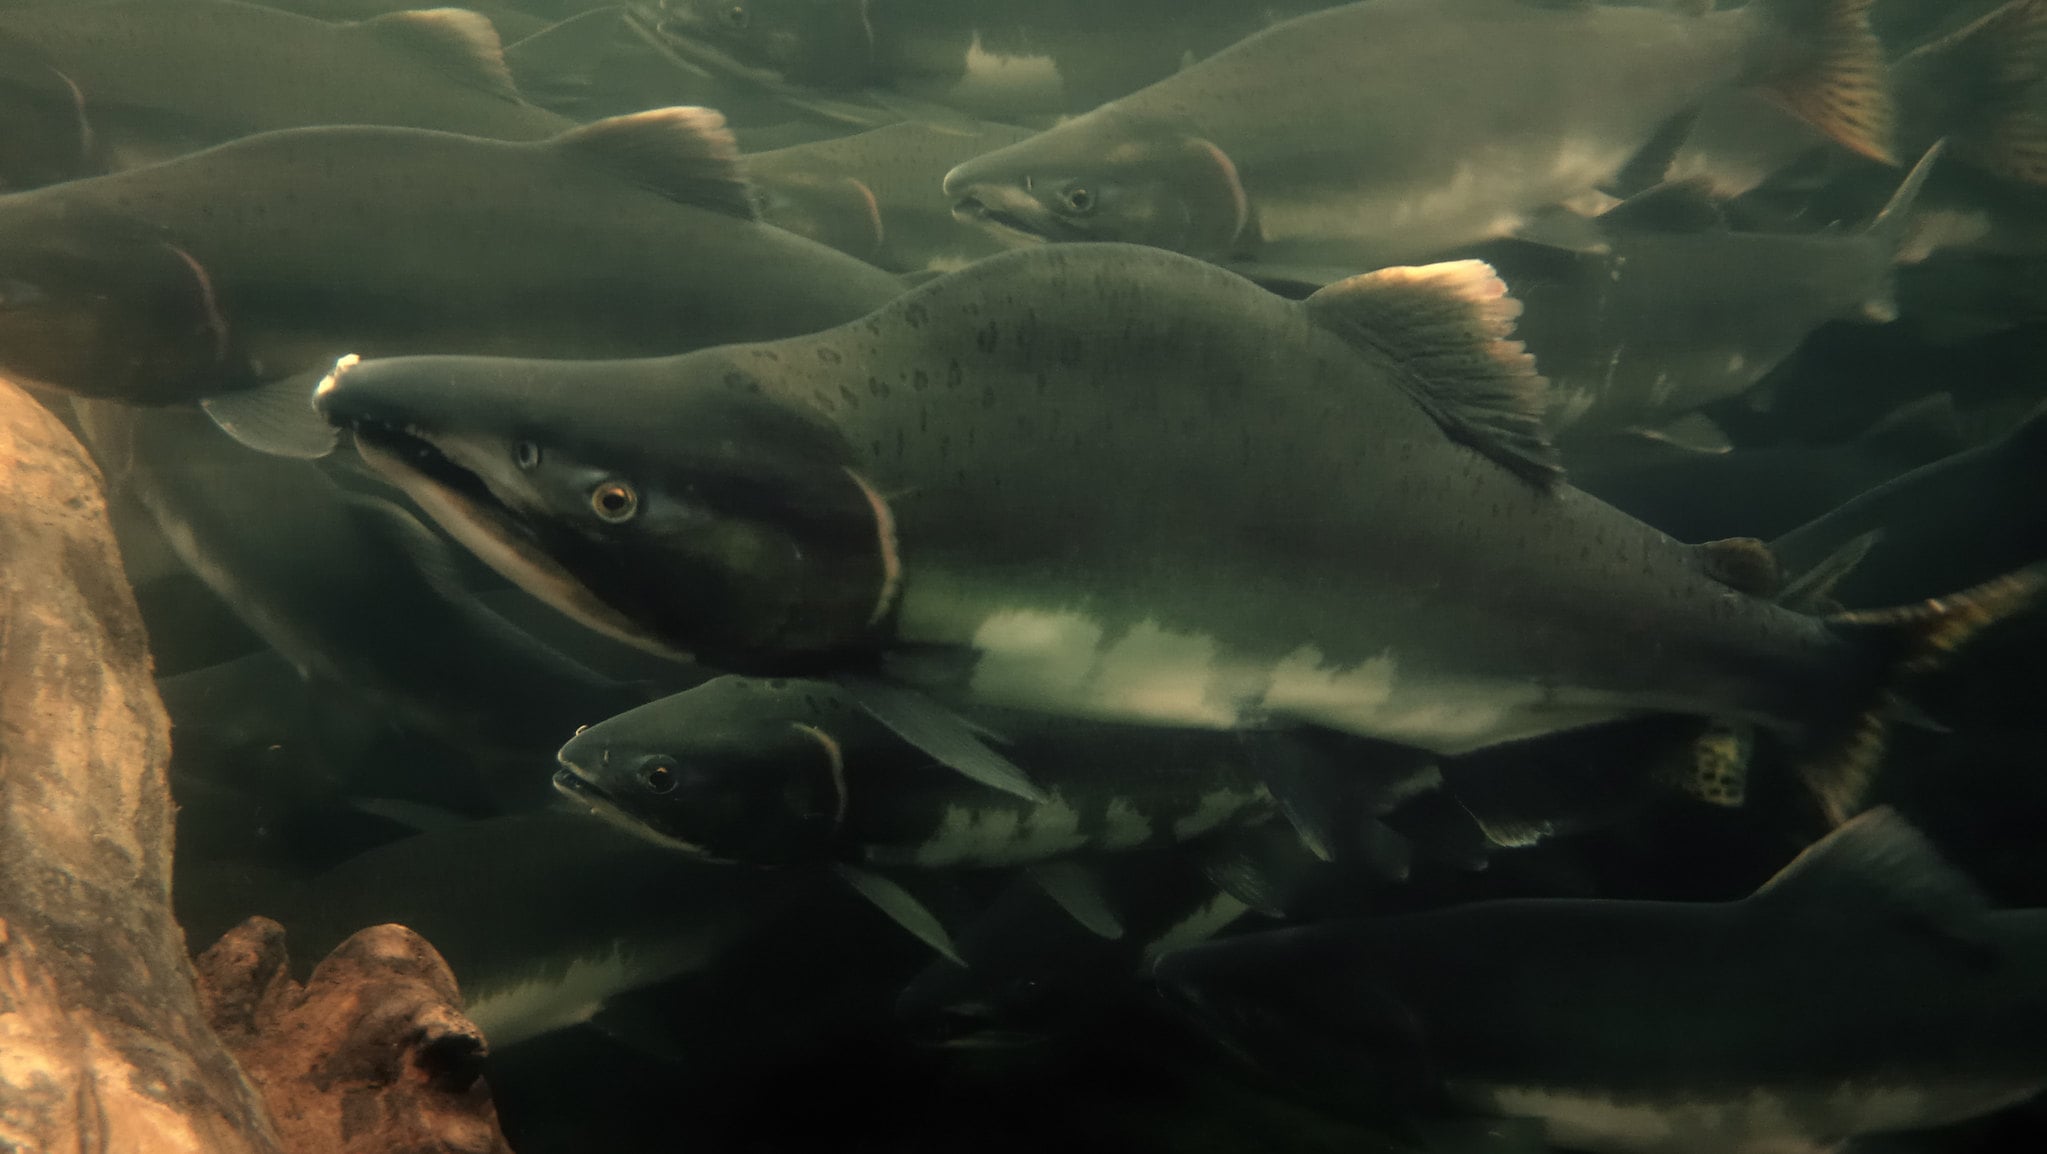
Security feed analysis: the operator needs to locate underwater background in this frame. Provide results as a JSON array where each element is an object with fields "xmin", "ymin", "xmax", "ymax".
[{"xmin": 3, "ymin": 0, "xmax": 2046, "ymax": 1150}]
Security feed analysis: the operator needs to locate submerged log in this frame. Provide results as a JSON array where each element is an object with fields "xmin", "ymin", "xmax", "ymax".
[
  {"xmin": 195, "ymin": 919, "xmax": 514, "ymax": 1154},
  {"xmin": 0, "ymin": 378, "xmax": 282, "ymax": 1151}
]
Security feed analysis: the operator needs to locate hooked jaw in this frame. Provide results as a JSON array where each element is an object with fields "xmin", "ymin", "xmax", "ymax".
[
  {"xmin": 313, "ymin": 353, "xmax": 691, "ymax": 660},
  {"xmin": 943, "ymin": 161, "xmax": 1064, "ymax": 242}
]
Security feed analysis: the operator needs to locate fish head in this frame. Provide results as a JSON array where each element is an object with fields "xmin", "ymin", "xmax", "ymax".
[
  {"xmin": 554, "ymin": 676, "xmax": 852, "ymax": 865},
  {"xmin": 1151, "ymin": 930, "xmax": 1433, "ymax": 1107},
  {"xmin": 655, "ymin": 0, "xmax": 871, "ymax": 85},
  {"xmin": 942, "ymin": 114, "xmax": 1250, "ymax": 258},
  {"xmin": 0, "ymin": 214, "xmax": 236, "ymax": 401},
  {"xmin": 313, "ymin": 351, "xmax": 896, "ymax": 668}
]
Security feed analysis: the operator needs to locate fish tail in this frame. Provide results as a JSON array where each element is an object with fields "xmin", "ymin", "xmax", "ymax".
[
  {"xmin": 1899, "ymin": 0, "xmax": 2047, "ymax": 188},
  {"xmin": 1752, "ymin": 0, "xmax": 1895, "ymax": 164},
  {"xmin": 1800, "ymin": 566, "xmax": 2047, "ymax": 824}
]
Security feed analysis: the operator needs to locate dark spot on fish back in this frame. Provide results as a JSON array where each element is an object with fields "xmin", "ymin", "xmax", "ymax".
[
  {"xmin": 838, "ymin": 382, "xmax": 859, "ymax": 409},
  {"xmin": 818, "ymin": 347, "xmax": 843, "ymax": 365},
  {"xmin": 912, "ymin": 369, "xmax": 930, "ymax": 393},
  {"xmin": 867, "ymin": 376, "xmax": 888, "ymax": 398},
  {"xmin": 946, "ymin": 360, "xmax": 962, "ymax": 390},
  {"xmin": 723, "ymin": 370, "xmax": 761, "ymax": 394},
  {"xmin": 975, "ymin": 320, "xmax": 999, "ymax": 354},
  {"xmin": 903, "ymin": 302, "xmax": 928, "ymax": 328}
]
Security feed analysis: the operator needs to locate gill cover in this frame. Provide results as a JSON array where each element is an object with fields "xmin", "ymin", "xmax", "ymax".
[{"xmin": 0, "ymin": 216, "xmax": 233, "ymax": 402}]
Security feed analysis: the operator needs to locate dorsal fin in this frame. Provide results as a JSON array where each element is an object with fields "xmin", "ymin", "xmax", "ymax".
[
  {"xmin": 1750, "ymin": 807, "xmax": 1990, "ymax": 941},
  {"xmin": 1694, "ymin": 537, "xmax": 1782, "ymax": 597},
  {"xmin": 358, "ymin": 9, "xmax": 518, "ymax": 97},
  {"xmin": 551, "ymin": 107, "xmax": 759, "ymax": 220},
  {"xmin": 1598, "ymin": 177, "xmax": 1727, "ymax": 233},
  {"xmin": 1305, "ymin": 261, "xmax": 1562, "ymax": 489}
]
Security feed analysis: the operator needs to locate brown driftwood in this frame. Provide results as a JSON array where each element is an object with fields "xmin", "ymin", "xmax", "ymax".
[
  {"xmin": 0, "ymin": 378, "xmax": 283, "ymax": 1152},
  {"xmin": 195, "ymin": 919, "xmax": 513, "ymax": 1154}
]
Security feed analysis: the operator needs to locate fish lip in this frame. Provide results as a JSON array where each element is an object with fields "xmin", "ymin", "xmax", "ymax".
[
  {"xmin": 551, "ymin": 762, "xmax": 611, "ymax": 805},
  {"xmin": 949, "ymin": 195, "xmax": 1063, "ymax": 243},
  {"xmin": 347, "ymin": 416, "xmax": 508, "ymax": 517}
]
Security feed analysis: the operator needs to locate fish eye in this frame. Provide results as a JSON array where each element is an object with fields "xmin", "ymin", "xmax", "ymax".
[
  {"xmin": 591, "ymin": 480, "xmax": 639, "ymax": 523},
  {"xmin": 722, "ymin": 3, "xmax": 748, "ymax": 28},
  {"xmin": 513, "ymin": 441, "xmax": 541, "ymax": 470},
  {"xmin": 1060, "ymin": 185, "xmax": 1095, "ymax": 215},
  {"xmin": 641, "ymin": 758, "xmax": 679, "ymax": 793}
]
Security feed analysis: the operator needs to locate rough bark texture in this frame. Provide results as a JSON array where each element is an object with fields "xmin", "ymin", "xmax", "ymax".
[
  {"xmin": 0, "ymin": 378, "xmax": 284, "ymax": 1152},
  {"xmin": 194, "ymin": 919, "xmax": 514, "ymax": 1154}
]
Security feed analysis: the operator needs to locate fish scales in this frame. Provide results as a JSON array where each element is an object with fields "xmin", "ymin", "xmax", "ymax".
[{"xmin": 709, "ymin": 246, "xmax": 1855, "ymax": 752}]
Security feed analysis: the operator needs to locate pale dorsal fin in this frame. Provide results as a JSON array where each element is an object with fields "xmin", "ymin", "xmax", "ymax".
[
  {"xmin": 551, "ymin": 107, "xmax": 759, "ymax": 221},
  {"xmin": 358, "ymin": 9, "xmax": 518, "ymax": 98},
  {"xmin": 1305, "ymin": 261, "xmax": 1562, "ymax": 489},
  {"xmin": 1749, "ymin": 807, "xmax": 1990, "ymax": 941},
  {"xmin": 1598, "ymin": 177, "xmax": 1727, "ymax": 234}
]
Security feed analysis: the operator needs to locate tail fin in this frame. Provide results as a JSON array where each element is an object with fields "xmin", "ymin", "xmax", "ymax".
[
  {"xmin": 1753, "ymin": 0, "xmax": 1895, "ymax": 164},
  {"xmin": 1895, "ymin": 0, "xmax": 2047, "ymax": 188},
  {"xmin": 1799, "ymin": 565, "xmax": 2047, "ymax": 823}
]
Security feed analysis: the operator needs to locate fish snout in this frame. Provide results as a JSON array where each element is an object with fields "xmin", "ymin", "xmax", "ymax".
[
  {"xmin": 945, "ymin": 178, "xmax": 1058, "ymax": 241},
  {"xmin": 939, "ymin": 160, "xmax": 976, "ymax": 201},
  {"xmin": 309, "ymin": 353, "xmax": 361, "ymax": 414},
  {"xmin": 942, "ymin": 162, "xmax": 1020, "ymax": 224}
]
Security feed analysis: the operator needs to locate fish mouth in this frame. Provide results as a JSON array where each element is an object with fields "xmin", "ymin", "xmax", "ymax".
[
  {"xmin": 552, "ymin": 759, "xmax": 737, "ymax": 864},
  {"xmin": 552, "ymin": 761, "xmax": 623, "ymax": 812},
  {"xmin": 347, "ymin": 415, "xmax": 502, "ymax": 516},
  {"xmin": 949, "ymin": 194, "xmax": 1063, "ymax": 243},
  {"xmin": 335, "ymin": 407, "xmax": 689, "ymax": 661}
]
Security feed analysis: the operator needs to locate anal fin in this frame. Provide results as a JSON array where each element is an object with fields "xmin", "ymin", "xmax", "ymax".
[
  {"xmin": 1027, "ymin": 860, "xmax": 1124, "ymax": 940},
  {"xmin": 833, "ymin": 863, "xmax": 964, "ymax": 965}
]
